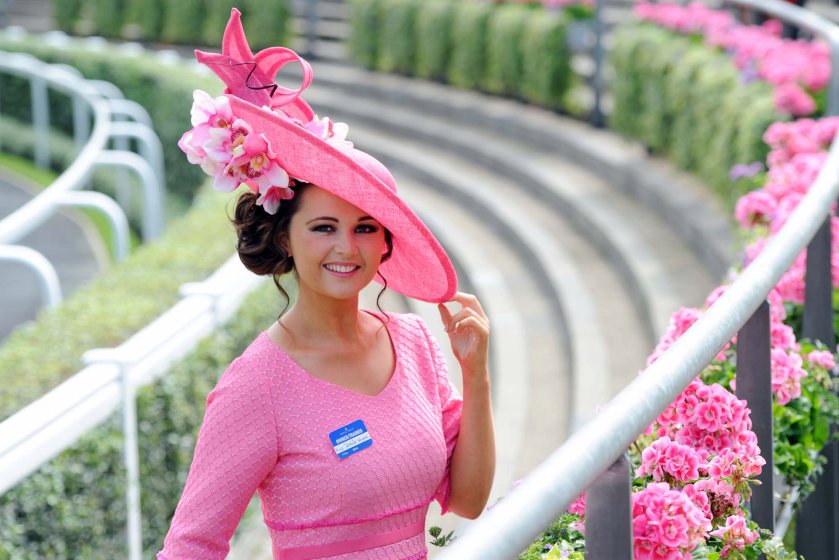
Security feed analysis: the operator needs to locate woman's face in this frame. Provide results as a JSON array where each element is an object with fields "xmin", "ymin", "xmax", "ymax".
[{"xmin": 285, "ymin": 186, "xmax": 387, "ymax": 301}]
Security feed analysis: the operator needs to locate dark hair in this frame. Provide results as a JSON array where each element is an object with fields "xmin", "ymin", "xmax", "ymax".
[{"xmin": 232, "ymin": 182, "xmax": 394, "ymax": 317}]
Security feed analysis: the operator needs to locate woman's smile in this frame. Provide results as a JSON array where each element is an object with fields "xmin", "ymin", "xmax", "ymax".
[{"xmin": 323, "ymin": 262, "xmax": 362, "ymax": 276}]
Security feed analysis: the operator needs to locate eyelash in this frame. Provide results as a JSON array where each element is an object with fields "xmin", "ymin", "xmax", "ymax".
[{"xmin": 310, "ymin": 224, "xmax": 380, "ymax": 234}]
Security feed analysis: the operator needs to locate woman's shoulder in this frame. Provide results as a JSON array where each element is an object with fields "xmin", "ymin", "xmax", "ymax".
[{"xmin": 215, "ymin": 331, "xmax": 291, "ymax": 388}]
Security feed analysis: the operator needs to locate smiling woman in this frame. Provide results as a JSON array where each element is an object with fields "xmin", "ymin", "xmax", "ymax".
[{"xmin": 157, "ymin": 8, "xmax": 495, "ymax": 560}]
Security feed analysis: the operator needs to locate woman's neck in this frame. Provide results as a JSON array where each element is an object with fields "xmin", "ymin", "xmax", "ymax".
[{"xmin": 281, "ymin": 289, "xmax": 364, "ymax": 347}]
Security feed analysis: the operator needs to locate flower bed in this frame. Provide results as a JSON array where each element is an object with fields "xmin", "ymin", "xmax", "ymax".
[{"xmin": 512, "ymin": 5, "xmax": 839, "ymax": 557}]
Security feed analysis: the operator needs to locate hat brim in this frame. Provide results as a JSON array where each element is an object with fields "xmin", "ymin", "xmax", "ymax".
[{"xmin": 228, "ymin": 97, "xmax": 458, "ymax": 304}]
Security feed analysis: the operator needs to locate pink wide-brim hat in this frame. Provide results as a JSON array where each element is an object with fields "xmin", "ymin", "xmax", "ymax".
[{"xmin": 194, "ymin": 8, "xmax": 457, "ymax": 303}]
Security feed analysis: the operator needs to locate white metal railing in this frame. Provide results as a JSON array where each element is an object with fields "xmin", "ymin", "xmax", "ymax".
[
  {"xmin": 0, "ymin": 46, "xmax": 164, "ymax": 311},
  {"xmin": 438, "ymin": 1, "xmax": 839, "ymax": 558},
  {"xmin": 0, "ymin": 254, "xmax": 266, "ymax": 559}
]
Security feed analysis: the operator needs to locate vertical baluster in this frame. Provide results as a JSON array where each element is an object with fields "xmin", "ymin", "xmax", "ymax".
[
  {"xmin": 590, "ymin": 0, "xmax": 604, "ymax": 129},
  {"xmin": 306, "ymin": 0, "xmax": 318, "ymax": 59},
  {"xmin": 735, "ymin": 300, "xmax": 774, "ymax": 532},
  {"xmin": 796, "ymin": 216, "xmax": 838, "ymax": 560},
  {"xmin": 30, "ymin": 75, "xmax": 50, "ymax": 169},
  {"xmin": 586, "ymin": 453, "xmax": 633, "ymax": 559}
]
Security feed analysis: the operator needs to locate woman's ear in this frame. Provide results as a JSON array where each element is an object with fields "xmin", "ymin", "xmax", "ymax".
[{"xmin": 278, "ymin": 233, "xmax": 291, "ymax": 257}]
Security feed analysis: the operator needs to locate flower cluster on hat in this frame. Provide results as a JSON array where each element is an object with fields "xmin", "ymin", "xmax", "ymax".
[
  {"xmin": 179, "ymin": 7, "xmax": 356, "ymax": 215},
  {"xmin": 179, "ymin": 89, "xmax": 295, "ymax": 214}
]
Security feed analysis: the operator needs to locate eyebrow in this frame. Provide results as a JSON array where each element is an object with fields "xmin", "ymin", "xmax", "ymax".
[{"xmin": 306, "ymin": 216, "xmax": 376, "ymax": 224}]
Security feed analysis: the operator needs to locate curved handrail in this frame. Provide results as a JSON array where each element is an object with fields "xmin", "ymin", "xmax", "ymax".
[
  {"xmin": 0, "ymin": 52, "xmax": 112, "ymax": 243},
  {"xmin": 437, "ymin": 0, "xmax": 839, "ymax": 557},
  {"xmin": 0, "ymin": 46, "xmax": 165, "ymax": 312}
]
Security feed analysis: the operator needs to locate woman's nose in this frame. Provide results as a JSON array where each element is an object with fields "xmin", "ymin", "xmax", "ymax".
[{"xmin": 335, "ymin": 231, "xmax": 358, "ymax": 255}]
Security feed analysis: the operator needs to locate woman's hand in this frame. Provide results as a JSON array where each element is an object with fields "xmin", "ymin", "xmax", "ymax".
[
  {"xmin": 438, "ymin": 292, "xmax": 495, "ymax": 519},
  {"xmin": 438, "ymin": 292, "xmax": 490, "ymax": 380}
]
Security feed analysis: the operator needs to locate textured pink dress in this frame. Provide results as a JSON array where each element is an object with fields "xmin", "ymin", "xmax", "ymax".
[{"xmin": 157, "ymin": 312, "xmax": 463, "ymax": 560}]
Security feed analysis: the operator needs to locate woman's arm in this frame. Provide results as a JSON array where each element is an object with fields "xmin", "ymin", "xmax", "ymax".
[{"xmin": 438, "ymin": 292, "xmax": 496, "ymax": 519}]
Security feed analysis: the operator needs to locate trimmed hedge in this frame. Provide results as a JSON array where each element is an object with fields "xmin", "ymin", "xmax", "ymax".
[
  {"xmin": 520, "ymin": 13, "xmax": 570, "ymax": 110},
  {"xmin": 483, "ymin": 5, "xmax": 530, "ymax": 97},
  {"xmin": 51, "ymin": 0, "xmax": 292, "ymax": 48},
  {"xmin": 0, "ymin": 279, "xmax": 282, "ymax": 558},
  {"xmin": 123, "ymin": 0, "xmax": 165, "ymax": 41},
  {"xmin": 610, "ymin": 24, "xmax": 785, "ymax": 208},
  {"xmin": 348, "ymin": 0, "xmax": 381, "ymax": 70},
  {"xmin": 52, "ymin": 0, "xmax": 83, "ymax": 34},
  {"xmin": 348, "ymin": 0, "xmax": 574, "ymax": 114},
  {"xmin": 415, "ymin": 0, "xmax": 454, "ymax": 81},
  {"xmin": 446, "ymin": 2, "xmax": 492, "ymax": 90},
  {"xmin": 161, "ymin": 0, "xmax": 205, "ymax": 44},
  {"xmin": 377, "ymin": 0, "xmax": 420, "ymax": 75}
]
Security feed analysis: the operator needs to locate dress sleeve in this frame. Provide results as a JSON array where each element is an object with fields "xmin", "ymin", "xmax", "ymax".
[
  {"xmin": 417, "ymin": 316, "xmax": 464, "ymax": 515},
  {"xmin": 157, "ymin": 356, "xmax": 279, "ymax": 560}
]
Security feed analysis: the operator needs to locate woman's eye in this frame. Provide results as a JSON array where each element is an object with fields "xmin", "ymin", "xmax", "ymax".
[
  {"xmin": 356, "ymin": 224, "xmax": 380, "ymax": 234},
  {"xmin": 311, "ymin": 224, "xmax": 334, "ymax": 233}
]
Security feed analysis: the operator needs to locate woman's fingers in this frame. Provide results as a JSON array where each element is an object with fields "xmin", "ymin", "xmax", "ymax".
[
  {"xmin": 450, "ymin": 291, "xmax": 486, "ymax": 317},
  {"xmin": 448, "ymin": 308, "xmax": 489, "ymax": 334}
]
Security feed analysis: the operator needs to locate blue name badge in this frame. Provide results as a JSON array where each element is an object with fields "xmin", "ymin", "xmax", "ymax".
[{"xmin": 329, "ymin": 419, "xmax": 373, "ymax": 459}]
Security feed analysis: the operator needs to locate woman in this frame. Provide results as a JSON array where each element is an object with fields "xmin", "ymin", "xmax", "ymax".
[{"xmin": 157, "ymin": 9, "xmax": 495, "ymax": 560}]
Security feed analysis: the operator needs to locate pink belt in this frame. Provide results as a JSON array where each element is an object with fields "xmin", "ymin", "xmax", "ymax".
[{"xmin": 274, "ymin": 518, "xmax": 425, "ymax": 560}]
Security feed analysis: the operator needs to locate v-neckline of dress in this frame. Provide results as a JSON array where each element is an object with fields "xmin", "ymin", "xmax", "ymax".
[{"xmin": 263, "ymin": 309, "xmax": 400, "ymax": 399}]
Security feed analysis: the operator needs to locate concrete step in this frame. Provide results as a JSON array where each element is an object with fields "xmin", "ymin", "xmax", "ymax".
[
  {"xmin": 304, "ymin": 80, "xmax": 718, "ymax": 344},
  {"xmin": 301, "ymin": 62, "xmax": 736, "ymax": 279},
  {"xmin": 0, "ymin": 173, "xmax": 107, "ymax": 342}
]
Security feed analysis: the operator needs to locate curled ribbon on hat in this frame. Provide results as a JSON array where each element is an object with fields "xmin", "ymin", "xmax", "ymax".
[{"xmin": 195, "ymin": 8, "xmax": 315, "ymax": 123}]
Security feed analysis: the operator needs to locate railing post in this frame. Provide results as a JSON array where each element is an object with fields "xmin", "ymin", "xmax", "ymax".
[
  {"xmin": 82, "ymin": 350, "xmax": 143, "ymax": 560},
  {"xmin": 585, "ymin": 453, "xmax": 633, "ymax": 559},
  {"xmin": 735, "ymin": 300, "xmax": 774, "ymax": 532},
  {"xmin": 306, "ymin": 0, "xmax": 318, "ymax": 59},
  {"xmin": 30, "ymin": 75, "xmax": 51, "ymax": 169},
  {"xmin": 590, "ymin": 0, "xmax": 605, "ymax": 129},
  {"xmin": 829, "ymin": 40, "xmax": 839, "ymax": 117},
  {"xmin": 796, "ymin": 215, "xmax": 838, "ymax": 560}
]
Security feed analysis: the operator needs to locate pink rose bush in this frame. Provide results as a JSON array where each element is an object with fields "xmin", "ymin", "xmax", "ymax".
[
  {"xmin": 178, "ymin": 89, "xmax": 351, "ymax": 214},
  {"xmin": 635, "ymin": 2, "xmax": 828, "ymax": 116}
]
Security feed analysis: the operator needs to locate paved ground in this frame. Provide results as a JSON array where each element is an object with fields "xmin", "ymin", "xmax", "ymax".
[{"xmin": 0, "ymin": 173, "xmax": 106, "ymax": 342}]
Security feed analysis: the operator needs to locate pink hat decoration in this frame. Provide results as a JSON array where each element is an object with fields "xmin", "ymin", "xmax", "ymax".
[{"xmin": 178, "ymin": 8, "xmax": 458, "ymax": 303}]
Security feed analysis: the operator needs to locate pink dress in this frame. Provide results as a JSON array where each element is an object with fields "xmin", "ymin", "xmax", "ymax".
[{"xmin": 157, "ymin": 312, "xmax": 463, "ymax": 560}]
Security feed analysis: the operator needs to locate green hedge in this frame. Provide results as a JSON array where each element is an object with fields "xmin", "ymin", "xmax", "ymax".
[
  {"xmin": 520, "ymin": 12, "xmax": 570, "ymax": 110},
  {"xmin": 348, "ymin": 0, "xmax": 381, "ymax": 70},
  {"xmin": 161, "ymin": 0, "xmax": 206, "ymax": 44},
  {"xmin": 377, "ymin": 0, "xmax": 420, "ymax": 74},
  {"xmin": 447, "ymin": 2, "xmax": 492, "ymax": 90},
  {"xmin": 0, "ymin": 37, "xmax": 219, "ymax": 208},
  {"xmin": 610, "ymin": 24, "xmax": 785, "ymax": 208},
  {"xmin": 483, "ymin": 5, "xmax": 530, "ymax": 97},
  {"xmin": 0, "ymin": 185, "xmax": 239, "ymax": 422},
  {"xmin": 0, "ymin": 279, "xmax": 281, "ymax": 558},
  {"xmin": 51, "ymin": 0, "xmax": 291, "ymax": 48},
  {"xmin": 348, "ymin": 0, "xmax": 574, "ymax": 115},
  {"xmin": 415, "ymin": 0, "xmax": 454, "ymax": 81},
  {"xmin": 123, "ymin": 0, "xmax": 164, "ymax": 41}
]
